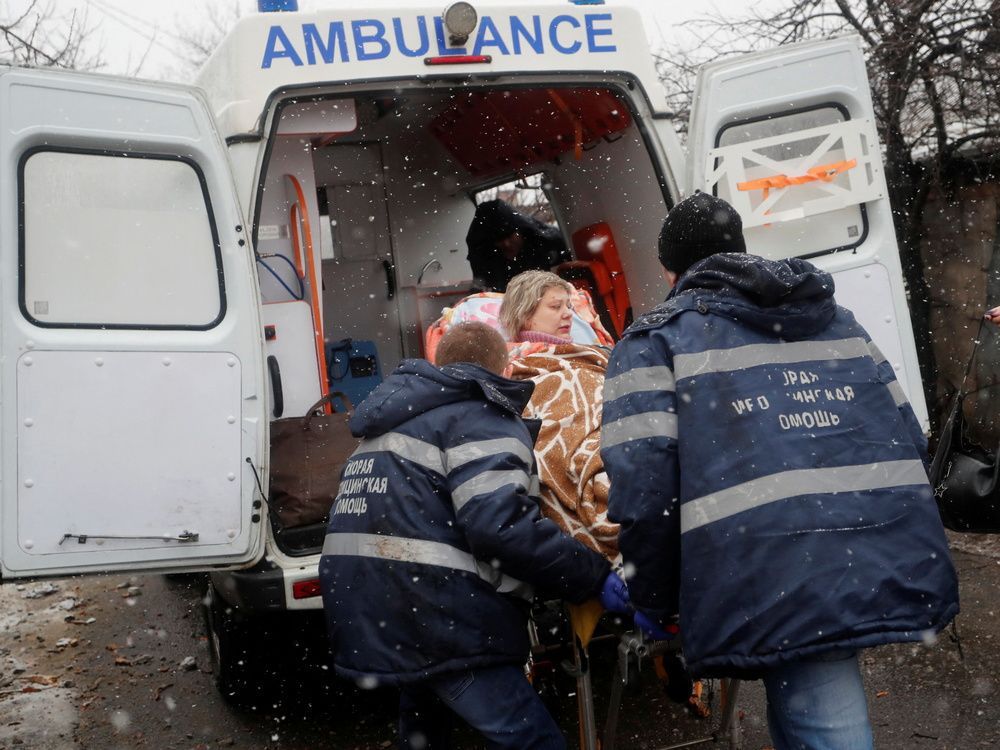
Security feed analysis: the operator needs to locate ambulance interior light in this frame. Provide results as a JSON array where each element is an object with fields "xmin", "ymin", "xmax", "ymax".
[{"xmin": 443, "ymin": 2, "xmax": 478, "ymax": 45}]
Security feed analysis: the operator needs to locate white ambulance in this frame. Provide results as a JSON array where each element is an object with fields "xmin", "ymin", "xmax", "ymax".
[{"xmin": 0, "ymin": 0, "xmax": 924, "ymax": 701}]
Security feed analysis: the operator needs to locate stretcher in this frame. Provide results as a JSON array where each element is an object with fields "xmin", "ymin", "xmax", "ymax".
[
  {"xmin": 427, "ymin": 294, "xmax": 743, "ymax": 748},
  {"xmin": 541, "ymin": 604, "xmax": 743, "ymax": 750}
]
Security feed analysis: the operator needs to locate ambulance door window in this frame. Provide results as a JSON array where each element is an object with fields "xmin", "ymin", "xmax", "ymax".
[
  {"xmin": 20, "ymin": 148, "xmax": 223, "ymax": 329},
  {"xmin": 713, "ymin": 105, "xmax": 869, "ymax": 261},
  {"xmin": 474, "ymin": 173, "xmax": 559, "ymax": 229}
]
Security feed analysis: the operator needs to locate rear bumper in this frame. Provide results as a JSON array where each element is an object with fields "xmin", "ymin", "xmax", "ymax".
[{"xmin": 210, "ymin": 554, "xmax": 324, "ymax": 612}]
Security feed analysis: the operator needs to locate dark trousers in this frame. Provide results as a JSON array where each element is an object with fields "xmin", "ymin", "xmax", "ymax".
[{"xmin": 398, "ymin": 664, "xmax": 565, "ymax": 750}]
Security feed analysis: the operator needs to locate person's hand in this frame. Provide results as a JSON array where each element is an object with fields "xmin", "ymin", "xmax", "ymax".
[
  {"xmin": 634, "ymin": 610, "xmax": 676, "ymax": 641},
  {"xmin": 598, "ymin": 572, "xmax": 631, "ymax": 614},
  {"xmin": 985, "ymin": 307, "xmax": 1000, "ymax": 326}
]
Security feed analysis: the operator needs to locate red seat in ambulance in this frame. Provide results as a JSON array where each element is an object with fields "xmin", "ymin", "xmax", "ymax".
[{"xmin": 554, "ymin": 222, "xmax": 632, "ymax": 338}]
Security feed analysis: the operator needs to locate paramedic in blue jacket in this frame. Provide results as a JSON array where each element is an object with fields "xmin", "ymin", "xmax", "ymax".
[
  {"xmin": 601, "ymin": 192, "xmax": 959, "ymax": 750},
  {"xmin": 320, "ymin": 321, "xmax": 629, "ymax": 750}
]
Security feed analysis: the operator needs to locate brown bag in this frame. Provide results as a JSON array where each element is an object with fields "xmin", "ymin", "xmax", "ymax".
[{"xmin": 269, "ymin": 392, "xmax": 361, "ymax": 529}]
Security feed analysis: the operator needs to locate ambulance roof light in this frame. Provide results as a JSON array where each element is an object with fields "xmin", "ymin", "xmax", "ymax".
[
  {"xmin": 442, "ymin": 2, "xmax": 478, "ymax": 45},
  {"xmin": 257, "ymin": 0, "xmax": 298, "ymax": 11}
]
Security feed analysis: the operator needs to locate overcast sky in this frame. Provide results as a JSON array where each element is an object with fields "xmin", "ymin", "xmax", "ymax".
[{"xmin": 5, "ymin": 0, "xmax": 765, "ymax": 81}]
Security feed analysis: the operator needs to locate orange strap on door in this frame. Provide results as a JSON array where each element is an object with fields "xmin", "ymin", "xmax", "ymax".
[
  {"xmin": 288, "ymin": 203, "xmax": 306, "ymax": 280},
  {"xmin": 737, "ymin": 159, "xmax": 857, "ymax": 201},
  {"xmin": 285, "ymin": 174, "xmax": 330, "ymax": 406}
]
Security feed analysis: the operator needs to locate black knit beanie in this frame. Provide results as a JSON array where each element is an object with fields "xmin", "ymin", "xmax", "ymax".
[{"xmin": 658, "ymin": 191, "xmax": 746, "ymax": 275}]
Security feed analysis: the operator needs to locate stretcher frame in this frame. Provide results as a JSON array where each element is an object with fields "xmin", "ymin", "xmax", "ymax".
[
  {"xmin": 431, "ymin": 295, "xmax": 743, "ymax": 747},
  {"xmin": 554, "ymin": 616, "xmax": 744, "ymax": 750}
]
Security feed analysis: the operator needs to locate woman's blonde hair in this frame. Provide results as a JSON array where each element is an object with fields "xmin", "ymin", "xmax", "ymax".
[{"xmin": 499, "ymin": 270, "xmax": 574, "ymax": 338}]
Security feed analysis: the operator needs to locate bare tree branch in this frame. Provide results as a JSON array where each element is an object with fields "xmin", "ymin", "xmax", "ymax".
[
  {"xmin": 0, "ymin": 0, "xmax": 103, "ymax": 70},
  {"xmin": 166, "ymin": 0, "xmax": 244, "ymax": 80},
  {"xmin": 655, "ymin": 0, "xmax": 999, "ymax": 418}
]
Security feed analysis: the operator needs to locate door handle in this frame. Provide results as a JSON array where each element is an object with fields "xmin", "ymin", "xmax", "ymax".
[
  {"xmin": 60, "ymin": 531, "xmax": 199, "ymax": 544},
  {"xmin": 267, "ymin": 355, "xmax": 284, "ymax": 418},
  {"xmin": 382, "ymin": 258, "xmax": 396, "ymax": 300}
]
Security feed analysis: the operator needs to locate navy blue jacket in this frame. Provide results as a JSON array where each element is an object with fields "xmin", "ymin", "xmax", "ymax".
[
  {"xmin": 320, "ymin": 360, "xmax": 610, "ymax": 685},
  {"xmin": 601, "ymin": 254, "xmax": 959, "ymax": 678}
]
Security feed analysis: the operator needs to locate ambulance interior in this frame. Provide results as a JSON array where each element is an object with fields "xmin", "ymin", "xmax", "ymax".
[{"xmin": 254, "ymin": 83, "xmax": 670, "ymax": 553}]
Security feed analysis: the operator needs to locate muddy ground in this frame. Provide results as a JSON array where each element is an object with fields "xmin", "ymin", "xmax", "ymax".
[{"xmin": 1, "ymin": 532, "xmax": 998, "ymax": 749}]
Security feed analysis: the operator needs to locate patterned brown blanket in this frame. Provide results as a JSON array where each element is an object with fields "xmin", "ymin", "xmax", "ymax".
[{"xmin": 510, "ymin": 343, "xmax": 620, "ymax": 562}]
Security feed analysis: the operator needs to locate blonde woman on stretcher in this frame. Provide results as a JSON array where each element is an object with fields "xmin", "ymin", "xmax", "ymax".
[
  {"xmin": 499, "ymin": 272, "xmax": 702, "ymax": 710},
  {"xmin": 499, "ymin": 270, "xmax": 619, "ymax": 563}
]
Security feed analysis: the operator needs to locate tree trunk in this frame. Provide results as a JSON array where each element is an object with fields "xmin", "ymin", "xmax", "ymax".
[{"xmin": 885, "ymin": 154, "xmax": 939, "ymax": 424}]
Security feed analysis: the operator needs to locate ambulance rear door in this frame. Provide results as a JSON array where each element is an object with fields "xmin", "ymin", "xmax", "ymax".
[
  {"xmin": 0, "ymin": 68, "xmax": 268, "ymax": 579},
  {"xmin": 687, "ymin": 35, "xmax": 927, "ymax": 427}
]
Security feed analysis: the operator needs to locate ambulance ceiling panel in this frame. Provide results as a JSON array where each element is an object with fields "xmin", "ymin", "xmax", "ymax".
[{"xmin": 429, "ymin": 88, "xmax": 632, "ymax": 179}]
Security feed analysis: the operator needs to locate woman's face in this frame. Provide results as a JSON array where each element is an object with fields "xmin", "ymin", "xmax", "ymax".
[{"xmin": 525, "ymin": 287, "xmax": 573, "ymax": 338}]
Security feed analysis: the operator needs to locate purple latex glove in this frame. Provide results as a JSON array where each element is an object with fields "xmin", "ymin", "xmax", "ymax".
[
  {"xmin": 598, "ymin": 572, "xmax": 631, "ymax": 614},
  {"xmin": 634, "ymin": 610, "xmax": 675, "ymax": 641}
]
